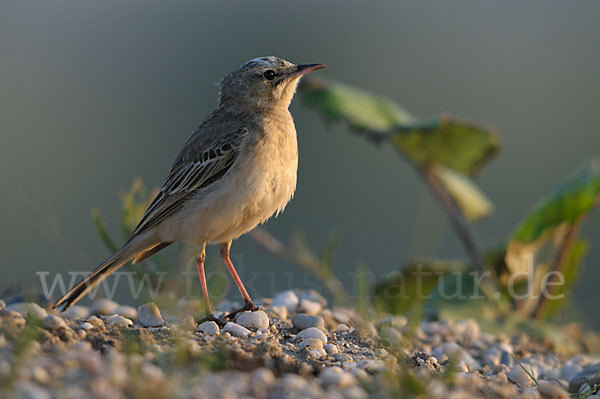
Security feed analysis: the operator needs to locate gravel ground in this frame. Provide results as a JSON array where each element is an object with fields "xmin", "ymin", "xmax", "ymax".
[{"xmin": 0, "ymin": 290, "xmax": 599, "ymax": 399}]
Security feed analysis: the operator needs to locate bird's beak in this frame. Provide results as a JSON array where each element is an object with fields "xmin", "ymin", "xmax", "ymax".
[{"xmin": 287, "ymin": 63, "xmax": 327, "ymax": 79}]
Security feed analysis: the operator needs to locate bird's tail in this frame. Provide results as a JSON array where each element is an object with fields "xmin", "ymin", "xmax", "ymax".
[{"xmin": 53, "ymin": 236, "xmax": 160, "ymax": 311}]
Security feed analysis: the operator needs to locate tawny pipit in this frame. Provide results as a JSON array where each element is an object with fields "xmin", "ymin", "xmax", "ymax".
[{"xmin": 54, "ymin": 56, "xmax": 325, "ymax": 321}]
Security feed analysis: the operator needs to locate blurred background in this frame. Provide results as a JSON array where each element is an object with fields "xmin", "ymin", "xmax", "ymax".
[{"xmin": 1, "ymin": 1, "xmax": 599, "ymax": 327}]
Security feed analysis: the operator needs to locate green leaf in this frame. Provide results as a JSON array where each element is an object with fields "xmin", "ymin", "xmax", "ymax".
[
  {"xmin": 300, "ymin": 78, "xmax": 500, "ymax": 175},
  {"xmin": 511, "ymin": 158, "xmax": 600, "ymax": 244},
  {"xmin": 300, "ymin": 79, "xmax": 413, "ymax": 132},
  {"xmin": 536, "ymin": 239, "xmax": 588, "ymax": 320},
  {"xmin": 506, "ymin": 158, "xmax": 600, "ymax": 274},
  {"xmin": 432, "ymin": 166, "xmax": 494, "ymax": 222},
  {"xmin": 374, "ymin": 259, "xmax": 467, "ymax": 315}
]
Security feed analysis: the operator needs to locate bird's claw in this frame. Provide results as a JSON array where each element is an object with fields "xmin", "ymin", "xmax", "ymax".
[
  {"xmin": 225, "ymin": 302, "xmax": 259, "ymax": 320},
  {"xmin": 196, "ymin": 313, "xmax": 226, "ymax": 328}
]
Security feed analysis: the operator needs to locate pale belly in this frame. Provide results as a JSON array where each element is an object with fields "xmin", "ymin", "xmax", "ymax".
[{"xmin": 157, "ymin": 129, "xmax": 298, "ymax": 244}]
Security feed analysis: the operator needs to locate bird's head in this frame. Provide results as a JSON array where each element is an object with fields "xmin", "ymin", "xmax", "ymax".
[{"xmin": 218, "ymin": 56, "xmax": 326, "ymax": 111}]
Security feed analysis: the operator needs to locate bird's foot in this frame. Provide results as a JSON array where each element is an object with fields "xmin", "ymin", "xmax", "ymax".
[
  {"xmin": 225, "ymin": 301, "xmax": 259, "ymax": 320},
  {"xmin": 196, "ymin": 313, "xmax": 226, "ymax": 328}
]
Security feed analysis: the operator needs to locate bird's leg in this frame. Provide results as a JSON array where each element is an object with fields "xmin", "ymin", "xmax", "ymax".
[
  {"xmin": 194, "ymin": 243, "xmax": 224, "ymax": 327},
  {"xmin": 220, "ymin": 241, "xmax": 258, "ymax": 319}
]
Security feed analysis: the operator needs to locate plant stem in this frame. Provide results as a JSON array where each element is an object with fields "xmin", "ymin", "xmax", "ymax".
[
  {"xmin": 532, "ymin": 216, "xmax": 584, "ymax": 319},
  {"xmin": 248, "ymin": 227, "xmax": 351, "ymax": 306},
  {"xmin": 421, "ymin": 167, "xmax": 486, "ymax": 273}
]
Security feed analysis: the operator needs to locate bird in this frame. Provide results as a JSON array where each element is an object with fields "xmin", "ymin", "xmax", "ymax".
[{"xmin": 53, "ymin": 56, "xmax": 326, "ymax": 322}]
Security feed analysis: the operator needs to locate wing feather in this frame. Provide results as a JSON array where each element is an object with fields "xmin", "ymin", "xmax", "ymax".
[{"xmin": 130, "ymin": 127, "xmax": 248, "ymax": 236}]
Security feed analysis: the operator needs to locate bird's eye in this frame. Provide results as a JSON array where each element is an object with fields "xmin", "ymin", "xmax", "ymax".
[{"xmin": 263, "ymin": 70, "xmax": 275, "ymax": 80}]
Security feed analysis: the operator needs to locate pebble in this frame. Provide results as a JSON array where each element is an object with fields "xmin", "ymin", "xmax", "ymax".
[
  {"xmin": 269, "ymin": 305, "xmax": 288, "ymax": 320},
  {"xmin": 0, "ymin": 299, "xmax": 5, "ymax": 309},
  {"xmin": 251, "ymin": 367, "xmax": 275, "ymax": 386},
  {"xmin": 455, "ymin": 319, "xmax": 480, "ymax": 344},
  {"xmin": 41, "ymin": 314, "xmax": 67, "ymax": 330},
  {"xmin": 537, "ymin": 381, "xmax": 569, "ymax": 399},
  {"xmin": 61, "ymin": 305, "xmax": 90, "ymax": 320},
  {"xmin": 271, "ymin": 290, "xmax": 299, "ymax": 312},
  {"xmin": 104, "ymin": 314, "xmax": 133, "ymax": 328},
  {"xmin": 319, "ymin": 367, "xmax": 356, "ymax": 389},
  {"xmin": 500, "ymin": 350, "xmax": 513, "ymax": 367},
  {"xmin": 297, "ymin": 327, "xmax": 327, "ymax": 344},
  {"xmin": 292, "ymin": 314, "xmax": 325, "ymax": 331},
  {"xmin": 137, "ymin": 303, "xmax": 164, "ymax": 327},
  {"xmin": 335, "ymin": 323, "xmax": 350, "ymax": 333},
  {"xmin": 568, "ymin": 362, "xmax": 600, "ymax": 394},
  {"xmin": 236, "ymin": 311, "xmax": 269, "ymax": 329},
  {"xmin": 180, "ymin": 315, "xmax": 197, "ymax": 331},
  {"xmin": 432, "ymin": 342, "xmax": 480, "ymax": 370},
  {"xmin": 87, "ymin": 315, "xmax": 104, "ymax": 327},
  {"xmin": 380, "ymin": 326, "xmax": 403, "ymax": 345},
  {"xmin": 141, "ymin": 362, "xmax": 165, "ymax": 382},
  {"xmin": 224, "ymin": 322, "xmax": 251, "ymax": 337},
  {"xmin": 298, "ymin": 299, "xmax": 322, "ymax": 315},
  {"xmin": 356, "ymin": 359, "xmax": 385, "ymax": 372},
  {"xmin": 79, "ymin": 322, "xmax": 94, "ymax": 331},
  {"xmin": 300, "ymin": 338, "xmax": 324, "ymax": 350},
  {"xmin": 90, "ymin": 299, "xmax": 119, "ymax": 315},
  {"xmin": 8, "ymin": 303, "xmax": 47, "ymax": 320},
  {"xmin": 27, "ymin": 303, "xmax": 48, "ymax": 320},
  {"xmin": 324, "ymin": 343, "xmax": 339, "ymax": 355},
  {"xmin": 14, "ymin": 381, "xmax": 51, "ymax": 399},
  {"xmin": 507, "ymin": 365, "xmax": 536, "ymax": 386},
  {"xmin": 198, "ymin": 321, "xmax": 220, "ymax": 335},
  {"xmin": 114, "ymin": 305, "xmax": 137, "ymax": 321}
]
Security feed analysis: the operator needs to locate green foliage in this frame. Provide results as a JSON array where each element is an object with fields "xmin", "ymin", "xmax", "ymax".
[
  {"xmin": 505, "ymin": 158, "xmax": 600, "ymax": 319},
  {"xmin": 432, "ymin": 166, "xmax": 494, "ymax": 222},
  {"xmin": 511, "ymin": 159, "xmax": 600, "ymax": 244},
  {"xmin": 301, "ymin": 76, "xmax": 599, "ymax": 336},
  {"xmin": 91, "ymin": 178, "xmax": 180, "ymax": 300},
  {"xmin": 300, "ymin": 79, "xmax": 499, "ymax": 176},
  {"xmin": 374, "ymin": 260, "xmax": 467, "ymax": 316}
]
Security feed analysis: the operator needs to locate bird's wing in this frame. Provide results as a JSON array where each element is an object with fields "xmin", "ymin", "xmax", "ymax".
[{"xmin": 130, "ymin": 125, "xmax": 248, "ymax": 236}]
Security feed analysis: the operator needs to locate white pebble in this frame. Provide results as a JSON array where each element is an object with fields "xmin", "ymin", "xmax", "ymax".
[
  {"xmin": 537, "ymin": 381, "xmax": 569, "ymax": 399},
  {"xmin": 300, "ymin": 338, "xmax": 324, "ymax": 350},
  {"xmin": 292, "ymin": 314, "xmax": 325, "ymax": 330},
  {"xmin": 307, "ymin": 348, "xmax": 327, "ymax": 358},
  {"xmin": 455, "ymin": 318, "xmax": 480, "ymax": 344},
  {"xmin": 324, "ymin": 343, "xmax": 339, "ymax": 354},
  {"xmin": 198, "ymin": 321, "xmax": 220, "ymax": 335},
  {"xmin": 335, "ymin": 323, "xmax": 350, "ymax": 333},
  {"xmin": 236, "ymin": 311, "xmax": 269, "ymax": 329},
  {"xmin": 137, "ymin": 303, "xmax": 164, "ymax": 327},
  {"xmin": 251, "ymin": 368, "xmax": 275, "ymax": 386},
  {"xmin": 14, "ymin": 381, "xmax": 50, "ymax": 399},
  {"xmin": 380, "ymin": 326, "xmax": 402, "ymax": 345},
  {"xmin": 61, "ymin": 305, "xmax": 89, "ymax": 320},
  {"xmin": 296, "ymin": 327, "xmax": 327, "ymax": 344},
  {"xmin": 319, "ymin": 366, "xmax": 356, "ymax": 388},
  {"xmin": 87, "ymin": 315, "xmax": 103, "ymax": 327},
  {"xmin": 507, "ymin": 365, "xmax": 537, "ymax": 386},
  {"xmin": 105, "ymin": 314, "xmax": 133, "ymax": 328},
  {"xmin": 271, "ymin": 291, "xmax": 299, "ymax": 312},
  {"xmin": 269, "ymin": 305, "xmax": 288, "ymax": 320},
  {"xmin": 298, "ymin": 299, "xmax": 322, "ymax": 315},
  {"xmin": 90, "ymin": 298, "xmax": 119, "ymax": 315},
  {"xmin": 224, "ymin": 322, "xmax": 250, "ymax": 337},
  {"xmin": 41, "ymin": 314, "xmax": 67, "ymax": 330},
  {"xmin": 356, "ymin": 359, "xmax": 384, "ymax": 372},
  {"xmin": 114, "ymin": 305, "xmax": 137, "ymax": 321}
]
